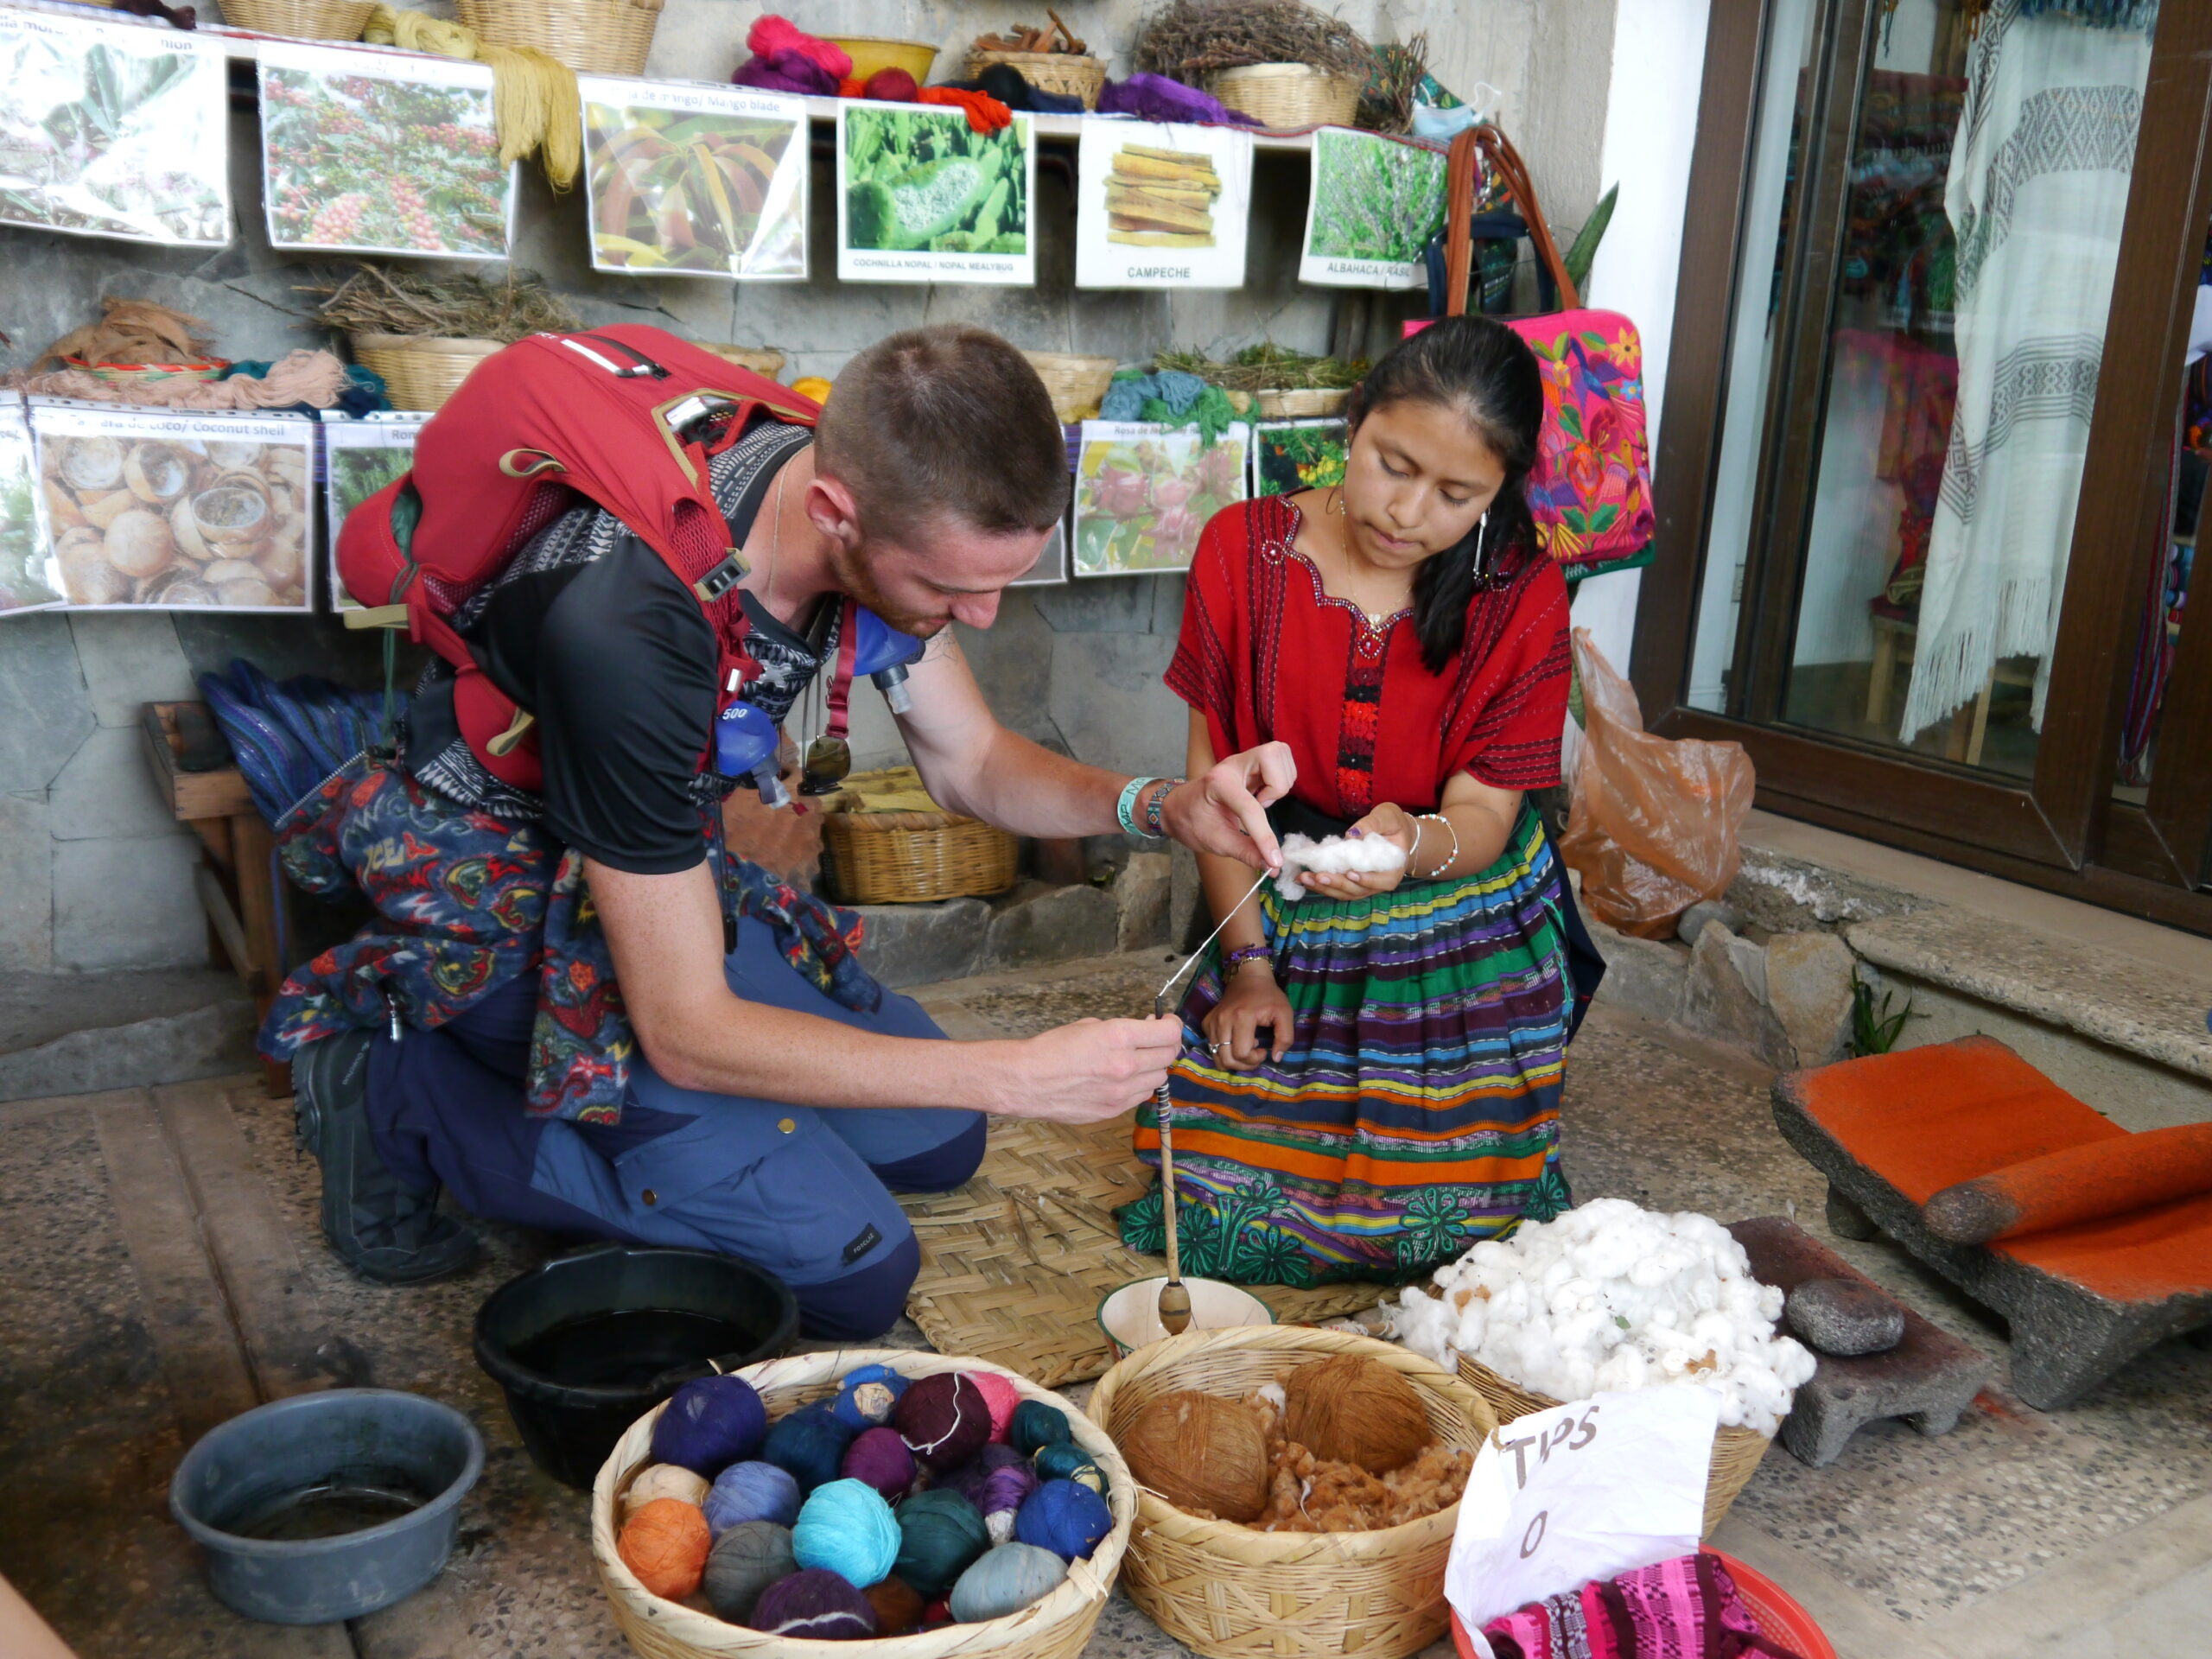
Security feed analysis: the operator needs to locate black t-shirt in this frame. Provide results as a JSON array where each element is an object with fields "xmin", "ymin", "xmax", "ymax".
[{"xmin": 410, "ymin": 422, "xmax": 829, "ymax": 874}]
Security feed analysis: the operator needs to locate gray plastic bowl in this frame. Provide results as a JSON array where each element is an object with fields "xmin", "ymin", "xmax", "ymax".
[{"xmin": 169, "ymin": 1389, "xmax": 485, "ymax": 1624}]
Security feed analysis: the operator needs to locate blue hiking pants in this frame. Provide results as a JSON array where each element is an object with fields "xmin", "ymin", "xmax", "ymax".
[{"xmin": 364, "ymin": 915, "xmax": 984, "ymax": 1339}]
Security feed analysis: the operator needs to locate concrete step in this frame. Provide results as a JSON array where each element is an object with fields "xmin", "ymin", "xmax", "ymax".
[
  {"xmin": 0, "ymin": 969, "xmax": 256, "ymax": 1104},
  {"xmin": 853, "ymin": 854, "xmax": 1172, "ymax": 989}
]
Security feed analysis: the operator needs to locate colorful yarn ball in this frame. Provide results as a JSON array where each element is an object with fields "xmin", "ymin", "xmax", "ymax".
[
  {"xmin": 923, "ymin": 1597, "xmax": 954, "ymax": 1628},
  {"xmin": 1032, "ymin": 1440, "xmax": 1109, "ymax": 1497},
  {"xmin": 841, "ymin": 1426, "xmax": 917, "ymax": 1500},
  {"xmin": 980, "ymin": 1460, "xmax": 1039, "ymax": 1543},
  {"xmin": 948, "ymin": 1541, "xmax": 1067, "ymax": 1623},
  {"xmin": 895, "ymin": 1372, "xmax": 991, "ymax": 1471},
  {"xmin": 1007, "ymin": 1398, "xmax": 1071, "ymax": 1457},
  {"xmin": 751, "ymin": 1567, "xmax": 879, "ymax": 1640},
  {"xmin": 891, "ymin": 1488, "xmax": 989, "ymax": 1598},
  {"xmin": 864, "ymin": 1573, "xmax": 926, "ymax": 1636},
  {"xmin": 942, "ymin": 1442, "xmax": 1027, "ymax": 1508},
  {"xmin": 1015, "ymin": 1478, "xmax": 1113, "ymax": 1560},
  {"xmin": 792, "ymin": 1477, "xmax": 899, "ymax": 1588},
  {"xmin": 621, "ymin": 1462, "xmax": 709, "ymax": 1522},
  {"xmin": 702, "ymin": 1521, "xmax": 795, "ymax": 1624},
  {"xmin": 617, "ymin": 1497, "xmax": 712, "ymax": 1601},
  {"xmin": 831, "ymin": 1363, "xmax": 912, "ymax": 1430},
  {"xmin": 966, "ymin": 1370, "xmax": 1022, "ymax": 1443},
  {"xmin": 704, "ymin": 1460, "xmax": 801, "ymax": 1535},
  {"xmin": 764, "ymin": 1402, "xmax": 856, "ymax": 1494},
  {"xmin": 651, "ymin": 1374, "xmax": 768, "ymax": 1476}
]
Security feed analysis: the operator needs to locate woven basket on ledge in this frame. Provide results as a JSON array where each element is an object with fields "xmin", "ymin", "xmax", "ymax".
[
  {"xmin": 219, "ymin": 0, "xmax": 377, "ymax": 40},
  {"xmin": 699, "ymin": 345, "xmax": 786, "ymax": 380},
  {"xmin": 1208, "ymin": 63, "xmax": 1362, "ymax": 131},
  {"xmin": 823, "ymin": 809, "xmax": 1018, "ymax": 905},
  {"xmin": 454, "ymin": 0, "xmax": 662, "ymax": 75},
  {"xmin": 1456, "ymin": 1356, "xmax": 1771, "ymax": 1539},
  {"xmin": 1090, "ymin": 1325, "xmax": 1497, "ymax": 1659},
  {"xmin": 1021, "ymin": 353, "xmax": 1118, "ymax": 423},
  {"xmin": 967, "ymin": 48, "xmax": 1109, "ymax": 109},
  {"xmin": 1255, "ymin": 386, "xmax": 1351, "ymax": 419},
  {"xmin": 350, "ymin": 334, "xmax": 503, "ymax": 411}
]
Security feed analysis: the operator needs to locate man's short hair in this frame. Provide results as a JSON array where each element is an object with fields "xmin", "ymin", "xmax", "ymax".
[{"xmin": 814, "ymin": 325, "xmax": 1070, "ymax": 544}]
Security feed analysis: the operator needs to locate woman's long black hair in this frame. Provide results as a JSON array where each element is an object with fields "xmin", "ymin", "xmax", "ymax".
[{"xmin": 1344, "ymin": 315, "xmax": 1544, "ymax": 674}]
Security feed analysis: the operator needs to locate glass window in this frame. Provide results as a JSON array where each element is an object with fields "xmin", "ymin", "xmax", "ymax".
[{"xmin": 2115, "ymin": 311, "xmax": 2205, "ymax": 803}]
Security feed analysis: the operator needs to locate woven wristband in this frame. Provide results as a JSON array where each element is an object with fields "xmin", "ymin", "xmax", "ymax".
[{"xmin": 1222, "ymin": 943, "xmax": 1271, "ymax": 975}]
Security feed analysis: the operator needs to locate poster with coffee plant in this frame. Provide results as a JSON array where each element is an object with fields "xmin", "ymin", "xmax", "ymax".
[
  {"xmin": 323, "ymin": 416, "xmax": 424, "ymax": 610},
  {"xmin": 1075, "ymin": 119, "xmax": 1251, "ymax": 289},
  {"xmin": 1251, "ymin": 419, "xmax": 1350, "ymax": 498},
  {"xmin": 1072, "ymin": 422, "xmax": 1248, "ymax": 578},
  {"xmin": 1300, "ymin": 128, "xmax": 1446, "ymax": 289},
  {"xmin": 259, "ymin": 41, "xmax": 512, "ymax": 259},
  {"xmin": 0, "ymin": 397, "xmax": 64, "ymax": 615},
  {"xmin": 837, "ymin": 103, "xmax": 1033, "ymax": 285},
  {"xmin": 580, "ymin": 79, "xmax": 807, "ymax": 279},
  {"xmin": 0, "ymin": 10, "xmax": 229, "ymax": 246},
  {"xmin": 30, "ymin": 403, "xmax": 314, "ymax": 611}
]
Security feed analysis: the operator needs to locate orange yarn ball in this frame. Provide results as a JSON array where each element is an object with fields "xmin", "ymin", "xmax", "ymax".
[{"xmin": 619, "ymin": 1497, "xmax": 712, "ymax": 1601}]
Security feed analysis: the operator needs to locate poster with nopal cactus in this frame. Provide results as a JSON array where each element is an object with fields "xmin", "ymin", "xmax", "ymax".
[
  {"xmin": 837, "ymin": 102, "xmax": 1033, "ymax": 285},
  {"xmin": 0, "ymin": 10, "xmax": 229, "ymax": 247},
  {"xmin": 258, "ymin": 40, "xmax": 513, "ymax": 259},
  {"xmin": 1300, "ymin": 128, "xmax": 1446, "ymax": 289}
]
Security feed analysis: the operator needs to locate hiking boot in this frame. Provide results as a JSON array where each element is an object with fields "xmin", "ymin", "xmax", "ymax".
[{"xmin": 293, "ymin": 1029, "xmax": 479, "ymax": 1286}]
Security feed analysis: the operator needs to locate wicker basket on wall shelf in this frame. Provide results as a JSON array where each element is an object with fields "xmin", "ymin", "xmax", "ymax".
[
  {"xmin": 967, "ymin": 48, "xmax": 1109, "ymax": 108},
  {"xmin": 218, "ymin": 0, "xmax": 378, "ymax": 41},
  {"xmin": 454, "ymin": 0, "xmax": 663, "ymax": 76},
  {"xmin": 349, "ymin": 334, "xmax": 504, "ymax": 412},
  {"xmin": 1254, "ymin": 386, "xmax": 1351, "ymax": 419},
  {"xmin": 698, "ymin": 345, "xmax": 786, "ymax": 380},
  {"xmin": 1208, "ymin": 62, "xmax": 1362, "ymax": 131},
  {"xmin": 1022, "ymin": 353, "xmax": 1118, "ymax": 423}
]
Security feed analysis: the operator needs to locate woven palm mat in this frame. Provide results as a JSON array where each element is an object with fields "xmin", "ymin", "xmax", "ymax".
[{"xmin": 899, "ymin": 1113, "xmax": 1387, "ymax": 1388}]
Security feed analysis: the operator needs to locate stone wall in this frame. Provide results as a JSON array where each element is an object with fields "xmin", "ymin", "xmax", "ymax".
[{"xmin": 0, "ymin": 1, "xmax": 1623, "ymax": 974}]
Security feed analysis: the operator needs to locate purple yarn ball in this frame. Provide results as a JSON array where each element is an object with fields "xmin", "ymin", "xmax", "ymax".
[
  {"xmin": 841, "ymin": 1427, "xmax": 917, "ymax": 1500},
  {"xmin": 942, "ymin": 1443, "xmax": 1027, "ymax": 1508},
  {"xmin": 651, "ymin": 1375, "xmax": 767, "ymax": 1476},
  {"xmin": 750, "ymin": 1567, "xmax": 879, "ymax": 1639},
  {"xmin": 894, "ymin": 1373, "xmax": 990, "ymax": 1471},
  {"xmin": 980, "ymin": 1462, "xmax": 1039, "ymax": 1543}
]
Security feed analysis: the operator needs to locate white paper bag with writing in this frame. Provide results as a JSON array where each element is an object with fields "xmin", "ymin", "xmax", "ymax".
[{"xmin": 1445, "ymin": 1387, "xmax": 1718, "ymax": 1654}]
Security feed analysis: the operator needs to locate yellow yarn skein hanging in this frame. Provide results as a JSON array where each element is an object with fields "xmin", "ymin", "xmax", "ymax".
[{"xmin": 359, "ymin": 7, "xmax": 581, "ymax": 193}]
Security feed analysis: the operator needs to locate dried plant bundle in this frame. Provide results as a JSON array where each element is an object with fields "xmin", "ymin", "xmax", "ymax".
[
  {"xmin": 1155, "ymin": 342, "xmax": 1368, "ymax": 392},
  {"xmin": 1135, "ymin": 0, "xmax": 1374, "ymax": 84},
  {"xmin": 1357, "ymin": 35, "xmax": 1428, "ymax": 135},
  {"xmin": 39, "ymin": 298, "xmax": 219, "ymax": 370},
  {"xmin": 297, "ymin": 263, "xmax": 579, "ymax": 343}
]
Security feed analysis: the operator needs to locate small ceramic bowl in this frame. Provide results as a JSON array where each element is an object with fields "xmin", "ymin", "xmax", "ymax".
[{"xmin": 1097, "ymin": 1275, "xmax": 1274, "ymax": 1357}]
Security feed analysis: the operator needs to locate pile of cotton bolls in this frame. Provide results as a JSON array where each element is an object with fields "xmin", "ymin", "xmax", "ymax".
[
  {"xmin": 1273, "ymin": 833, "xmax": 1406, "ymax": 899},
  {"xmin": 1381, "ymin": 1199, "xmax": 1815, "ymax": 1436}
]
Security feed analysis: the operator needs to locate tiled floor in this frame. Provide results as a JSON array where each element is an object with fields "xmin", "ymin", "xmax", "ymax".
[{"xmin": 0, "ymin": 951, "xmax": 2204, "ymax": 1658}]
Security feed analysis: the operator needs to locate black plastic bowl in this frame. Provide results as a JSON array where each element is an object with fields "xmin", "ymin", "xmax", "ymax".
[{"xmin": 474, "ymin": 1245, "xmax": 798, "ymax": 1488}]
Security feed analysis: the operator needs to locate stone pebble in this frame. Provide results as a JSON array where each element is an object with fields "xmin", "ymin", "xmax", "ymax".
[{"xmin": 1785, "ymin": 1276, "xmax": 1905, "ymax": 1357}]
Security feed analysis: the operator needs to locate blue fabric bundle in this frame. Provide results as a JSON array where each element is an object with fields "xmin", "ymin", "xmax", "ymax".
[
  {"xmin": 196, "ymin": 660, "xmax": 397, "ymax": 826},
  {"xmin": 830, "ymin": 1363, "xmax": 911, "ymax": 1431}
]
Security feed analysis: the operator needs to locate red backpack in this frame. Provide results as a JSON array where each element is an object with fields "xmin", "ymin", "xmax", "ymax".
[{"xmin": 340, "ymin": 325, "xmax": 819, "ymax": 793}]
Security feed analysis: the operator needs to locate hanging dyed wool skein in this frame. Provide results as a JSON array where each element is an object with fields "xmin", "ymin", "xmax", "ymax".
[
  {"xmin": 1122, "ymin": 1389, "xmax": 1269, "ymax": 1522},
  {"xmin": 703, "ymin": 1460, "xmax": 802, "ymax": 1535},
  {"xmin": 1014, "ymin": 1478, "xmax": 1113, "ymax": 1560},
  {"xmin": 948, "ymin": 1541, "xmax": 1067, "ymax": 1624},
  {"xmin": 651, "ymin": 1374, "xmax": 767, "ymax": 1476},
  {"xmin": 618, "ymin": 1497, "xmax": 712, "ymax": 1601},
  {"xmin": 702, "ymin": 1521, "xmax": 795, "ymax": 1624},
  {"xmin": 764, "ymin": 1402, "xmax": 856, "ymax": 1494},
  {"xmin": 791, "ymin": 1477, "xmax": 899, "ymax": 1588},
  {"xmin": 892, "ymin": 1489, "xmax": 990, "ymax": 1598},
  {"xmin": 894, "ymin": 1372, "xmax": 991, "ymax": 1471},
  {"xmin": 751, "ymin": 1567, "xmax": 880, "ymax": 1639}
]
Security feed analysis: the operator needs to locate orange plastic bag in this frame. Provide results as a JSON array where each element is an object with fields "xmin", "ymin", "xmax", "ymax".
[{"xmin": 1557, "ymin": 628, "xmax": 1756, "ymax": 938}]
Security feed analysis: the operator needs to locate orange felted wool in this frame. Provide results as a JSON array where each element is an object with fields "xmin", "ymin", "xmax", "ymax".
[
  {"xmin": 619, "ymin": 1497, "xmax": 712, "ymax": 1601},
  {"xmin": 1923, "ymin": 1123, "xmax": 2212, "ymax": 1244}
]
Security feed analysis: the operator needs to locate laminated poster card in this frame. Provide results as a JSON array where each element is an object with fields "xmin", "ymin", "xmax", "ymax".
[
  {"xmin": 1251, "ymin": 418, "xmax": 1349, "ymax": 498},
  {"xmin": 1, "ymin": 396, "xmax": 65, "ymax": 615},
  {"xmin": 31, "ymin": 404, "xmax": 315, "ymax": 612},
  {"xmin": 1300, "ymin": 128, "xmax": 1446, "ymax": 289},
  {"xmin": 259, "ymin": 40, "xmax": 515, "ymax": 259},
  {"xmin": 837, "ymin": 102, "xmax": 1033, "ymax": 286},
  {"xmin": 580, "ymin": 79, "xmax": 807, "ymax": 279},
  {"xmin": 1074, "ymin": 119, "xmax": 1252, "ymax": 289},
  {"xmin": 0, "ymin": 10, "xmax": 229, "ymax": 247},
  {"xmin": 1009, "ymin": 518, "xmax": 1068, "ymax": 588},
  {"xmin": 1072, "ymin": 422, "xmax": 1249, "ymax": 578},
  {"xmin": 323, "ymin": 416, "xmax": 425, "ymax": 610}
]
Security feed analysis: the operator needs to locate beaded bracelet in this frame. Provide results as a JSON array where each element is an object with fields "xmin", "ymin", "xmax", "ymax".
[
  {"xmin": 1414, "ymin": 811, "xmax": 1458, "ymax": 879},
  {"xmin": 1222, "ymin": 943, "xmax": 1272, "ymax": 976},
  {"xmin": 1144, "ymin": 778, "xmax": 1181, "ymax": 836}
]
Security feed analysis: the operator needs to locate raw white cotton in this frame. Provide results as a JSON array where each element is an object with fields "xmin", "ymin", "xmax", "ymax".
[
  {"xmin": 1273, "ymin": 832, "xmax": 1408, "ymax": 899},
  {"xmin": 1376, "ymin": 1198, "xmax": 1816, "ymax": 1437}
]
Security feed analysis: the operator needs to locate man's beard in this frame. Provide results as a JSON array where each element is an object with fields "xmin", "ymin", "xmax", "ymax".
[{"xmin": 825, "ymin": 539, "xmax": 945, "ymax": 637}]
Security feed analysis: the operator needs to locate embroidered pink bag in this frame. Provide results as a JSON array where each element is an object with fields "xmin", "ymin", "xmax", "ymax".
[{"xmin": 1406, "ymin": 125, "xmax": 1656, "ymax": 577}]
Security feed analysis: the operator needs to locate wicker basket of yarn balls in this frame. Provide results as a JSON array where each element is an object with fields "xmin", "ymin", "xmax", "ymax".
[
  {"xmin": 1455, "ymin": 1356, "xmax": 1770, "ymax": 1541},
  {"xmin": 216, "ymin": 0, "xmax": 376, "ymax": 41},
  {"xmin": 1253, "ymin": 387, "xmax": 1351, "ymax": 419},
  {"xmin": 1020, "ymin": 353, "xmax": 1119, "ymax": 424},
  {"xmin": 1089, "ymin": 1325, "xmax": 1497, "ymax": 1659},
  {"xmin": 1208, "ymin": 63, "xmax": 1362, "ymax": 131},
  {"xmin": 454, "ymin": 0, "xmax": 663, "ymax": 75},
  {"xmin": 349, "ymin": 334, "xmax": 505, "ymax": 412},
  {"xmin": 700, "ymin": 346, "xmax": 788, "ymax": 380},
  {"xmin": 592, "ymin": 1348, "xmax": 1135, "ymax": 1659},
  {"xmin": 965, "ymin": 49, "xmax": 1109, "ymax": 109}
]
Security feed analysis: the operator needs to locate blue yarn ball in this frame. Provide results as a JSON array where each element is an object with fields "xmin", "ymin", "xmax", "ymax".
[
  {"xmin": 1032, "ymin": 1440, "xmax": 1109, "ymax": 1497},
  {"xmin": 1015, "ymin": 1478, "xmax": 1113, "ymax": 1560},
  {"xmin": 831, "ymin": 1363, "xmax": 912, "ymax": 1430},
  {"xmin": 792, "ymin": 1478, "xmax": 900, "ymax": 1589},
  {"xmin": 651, "ymin": 1375, "xmax": 767, "ymax": 1477},
  {"xmin": 1008, "ymin": 1398, "xmax": 1071, "ymax": 1457},
  {"xmin": 751, "ymin": 1567, "xmax": 879, "ymax": 1639},
  {"xmin": 704, "ymin": 1460, "xmax": 802, "ymax": 1535},
  {"xmin": 764, "ymin": 1403, "xmax": 856, "ymax": 1494},
  {"xmin": 948, "ymin": 1542, "xmax": 1067, "ymax": 1623}
]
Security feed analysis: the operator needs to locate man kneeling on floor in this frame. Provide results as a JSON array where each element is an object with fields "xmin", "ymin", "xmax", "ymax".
[{"xmin": 264, "ymin": 323, "xmax": 1290, "ymax": 1339}]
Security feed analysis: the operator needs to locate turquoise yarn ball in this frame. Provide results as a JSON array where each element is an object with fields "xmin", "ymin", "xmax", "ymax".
[
  {"xmin": 1007, "ymin": 1399, "xmax": 1071, "ymax": 1457},
  {"xmin": 1031, "ymin": 1440, "xmax": 1108, "ymax": 1497},
  {"xmin": 765, "ymin": 1403, "xmax": 855, "ymax": 1494},
  {"xmin": 948, "ymin": 1542, "xmax": 1067, "ymax": 1623},
  {"xmin": 1015, "ymin": 1478, "xmax": 1113, "ymax": 1560},
  {"xmin": 791, "ymin": 1478, "xmax": 900, "ymax": 1589},
  {"xmin": 892, "ymin": 1489, "xmax": 989, "ymax": 1599}
]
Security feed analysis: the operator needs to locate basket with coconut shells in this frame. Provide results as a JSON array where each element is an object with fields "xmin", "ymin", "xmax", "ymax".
[{"xmin": 1088, "ymin": 1325, "xmax": 1496, "ymax": 1659}]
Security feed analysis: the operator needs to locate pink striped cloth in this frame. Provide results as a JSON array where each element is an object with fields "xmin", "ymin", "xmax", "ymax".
[{"xmin": 1481, "ymin": 1552, "xmax": 1804, "ymax": 1659}]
